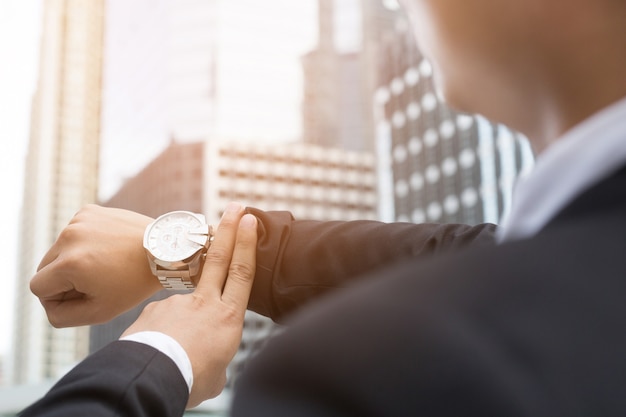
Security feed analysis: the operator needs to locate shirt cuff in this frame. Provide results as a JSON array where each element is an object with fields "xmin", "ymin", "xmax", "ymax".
[{"xmin": 120, "ymin": 331, "xmax": 193, "ymax": 393}]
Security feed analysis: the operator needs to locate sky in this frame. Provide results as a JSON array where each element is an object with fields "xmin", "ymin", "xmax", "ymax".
[
  {"xmin": 99, "ymin": 0, "xmax": 319, "ymax": 200},
  {"xmin": 0, "ymin": 0, "xmax": 41, "ymax": 359},
  {"xmin": 0, "ymin": 0, "xmax": 320, "ymax": 363}
]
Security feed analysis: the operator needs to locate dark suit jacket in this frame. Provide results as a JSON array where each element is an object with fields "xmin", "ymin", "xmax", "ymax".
[
  {"xmin": 231, "ymin": 164, "xmax": 626, "ymax": 416},
  {"xmin": 18, "ymin": 341, "xmax": 188, "ymax": 416}
]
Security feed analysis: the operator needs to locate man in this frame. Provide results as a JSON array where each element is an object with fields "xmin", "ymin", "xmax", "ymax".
[
  {"xmin": 230, "ymin": 0, "xmax": 626, "ymax": 415},
  {"xmin": 24, "ymin": 0, "xmax": 626, "ymax": 415}
]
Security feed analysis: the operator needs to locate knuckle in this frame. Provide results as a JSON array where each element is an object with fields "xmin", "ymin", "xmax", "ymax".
[
  {"xmin": 56, "ymin": 223, "xmax": 83, "ymax": 244},
  {"xmin": 167, "ymin": 294, "xmax": 186, "ymax": 304},
  {"xmin": 142, "ymin": 300, "xmax": 161, "ymax": 313},
  {"xmin": 228, "ymin": 261, "xmax": 255, "ymax": 282},
  {"xmin": 54, "ymin": 251, "xmax": 84, "ymax": 273},
  {"xmin": 190, "ymin": 293, "xmax": 209, "ymax": 309},
  {"xmin": 218, "ymin": 303, "xmax": 242, "ymax": 326},
  {"xmin": 216, "ymin": 218, "xmax": 238, "ymax": 233},
  {"xmin": 48, "ymin": 318, "xmax": 61, "ymax": 329},
  {"xmin": 46, "ymin": 312, "xmax": 65, "ymax": 329},
  {"xmin": 69, "ymin": 204, "xmax": 94, "ymax": 224},
  {"xmin": 204, "ymin": 248, "xmax": 230, "ymax": 265},
  {"xmin": 28, "ymin": 276, "xmax": 45, "ymax": 297}
]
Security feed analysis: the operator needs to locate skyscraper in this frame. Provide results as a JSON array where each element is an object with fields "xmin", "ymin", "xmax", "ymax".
[
  {"xmin": 12, "ymin": 0, "xmax": 105, "ymax": 384},
  {"xmin": 301, "ymin": 0, "xmax": 379, "ymax": 152}
]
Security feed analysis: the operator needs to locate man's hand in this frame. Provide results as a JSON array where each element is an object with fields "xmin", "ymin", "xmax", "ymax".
[
  {"xmin": 122, "ymin": 203, "xmax": 258, "ymax": 407},
  {"xmin": 30, "ymin": 205, "xmax": 161, "ymax": 327}
]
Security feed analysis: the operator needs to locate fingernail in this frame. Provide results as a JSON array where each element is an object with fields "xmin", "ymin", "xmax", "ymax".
[
  {"xmin": 240, "ymin": 214, "xmax": 257, "ymax": 228},
  {"xmin": 225, "ymin": 202, "xmax": 242, "ymax": 214}
]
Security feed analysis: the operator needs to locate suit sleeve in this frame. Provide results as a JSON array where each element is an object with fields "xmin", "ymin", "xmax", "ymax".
[
  {"xmin": 246, "ymin": 207, "xmax": 497, "ymax": 322},
  {"xmin": 232, "ymin": 245, "xmax": 536, "ymax": 417},
  {"xmin": 19, "ymin": 341, "xmax": 188, "ymax": 417}
]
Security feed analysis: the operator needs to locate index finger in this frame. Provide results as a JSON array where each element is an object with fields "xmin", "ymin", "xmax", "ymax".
[
  {"xmin": 220, "ymin": 214, "xmax": 257, "ymax": 311},
  {"xmin": 195, "ymin": 202, "xmax": 246, "ymax": 296},
  {"xmin": 197, "ymin": 214, "xmax": 257, "ymax": 312}
]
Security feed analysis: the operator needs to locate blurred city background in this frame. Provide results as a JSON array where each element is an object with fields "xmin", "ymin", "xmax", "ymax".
[{"xmin": 0, "ymin": 0, "xmax": 534, "ymax": 415}]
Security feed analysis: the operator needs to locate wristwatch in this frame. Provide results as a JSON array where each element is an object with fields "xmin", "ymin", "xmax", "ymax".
[{"xmin": 143, "ymin": 211, "xmax": 214, "ymax": 290}]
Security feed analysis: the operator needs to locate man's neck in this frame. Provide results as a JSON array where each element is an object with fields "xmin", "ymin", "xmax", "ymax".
[{"xmin": 495, "ymin": 7, "xmax": 626, "ymax": 154}]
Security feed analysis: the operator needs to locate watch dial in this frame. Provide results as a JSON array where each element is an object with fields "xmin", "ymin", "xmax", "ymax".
[{"xmin": 147, "ymin": 212, "xmax": 204, "ymax": 262}]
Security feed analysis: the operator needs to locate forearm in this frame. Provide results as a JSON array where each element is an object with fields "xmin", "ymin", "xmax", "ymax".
[{"xmin": 246, "ymin": 207, "xmax": 497, "ymax": 322}]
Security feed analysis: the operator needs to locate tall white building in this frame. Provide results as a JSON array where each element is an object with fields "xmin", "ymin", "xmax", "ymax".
[
  {"xmin": 301, "ymin": 0, "xmax": 383, "ymax": 153},
  {"xmin": 12, "ymin": 0, "xmax": 105, "ymax": 384}
]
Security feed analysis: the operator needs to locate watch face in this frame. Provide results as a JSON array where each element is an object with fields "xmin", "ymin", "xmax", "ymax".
[{"xmin": 145, "ymin": 211, "xmax": 206, "ymax": 263}]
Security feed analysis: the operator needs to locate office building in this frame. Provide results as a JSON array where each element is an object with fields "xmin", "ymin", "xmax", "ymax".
[
  {"xmin": 301, "ymin": 0, "xmax": 370, "ymax": 151},
  {"xmin": 302, "ymin": 0, "xmax": 397, "ymax": 153},
  {"xmin": 102, "ymin": 140, "xmax": 205, "ymax": 218},
  {"xmin": 12, "ymin": 0, "xmax": 105, "ymax": 384},
  {"xmin": 204, "ymin": 140, "xmax": 378, "ymax": 223}
]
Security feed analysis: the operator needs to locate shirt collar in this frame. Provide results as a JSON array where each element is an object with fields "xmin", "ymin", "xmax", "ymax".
[{"xmin": 497, "ymin": 96, "xmax": 626, "ymax": 243}]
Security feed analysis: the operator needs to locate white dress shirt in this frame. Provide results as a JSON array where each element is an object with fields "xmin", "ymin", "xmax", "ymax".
[
  {"xmin": 122, "ymin": 96, "xmax": 626, "ymax": 394},
  {"xmin": 497, "ymin": 96, "xmax": 626, "ymax": 242}
]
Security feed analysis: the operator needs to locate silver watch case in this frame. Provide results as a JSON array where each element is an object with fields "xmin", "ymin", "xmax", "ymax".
[{"xmin": 143, "ymin": 211, "xmax": 213, "ymax": 290}]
